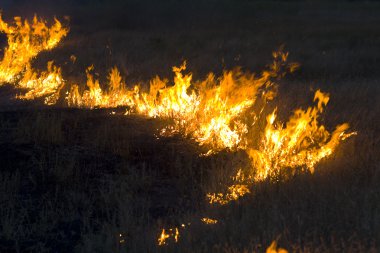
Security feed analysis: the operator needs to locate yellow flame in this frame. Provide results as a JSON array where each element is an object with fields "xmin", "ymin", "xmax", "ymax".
[
  {"xmin": 174, "ymin": 228, "xmax": 179, "ymax": 243},
  {"xmin": 158, "ymin": 229, "xmax": 170, "ymax": 246},
  {"xmin": 0, "ymin": 14, "xmax": 68, "ymax": 84}
]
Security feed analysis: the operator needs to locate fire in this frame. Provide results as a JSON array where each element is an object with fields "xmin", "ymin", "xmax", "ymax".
[
  {"xmin": 66, "ymin": 53, "xmax": 297, "ymax": 152},
  {"xmin": 17, "ymin": 61, "xmax": 64, "ymax": 105},
  {"xmin": 206, "ymin": 168, "xmax": 252, "ymax": 204},
  {"xmin": 158, "ymin": 229, "xmax": 170, "ymax": 246},
  {"xmin": 266, "ymin": 241, "xmax": 288, "ymax": 253},
  {"xmin": 207, "ymin": 90, "xmax": 356, "ymax": 205},
  {"xmin": 207, "ymin": 184, "xmax": 250, "ymax": 205},
  {"xmin": 249, "ymin": 90, "xmax": 357, "ymax": 181},
  {"xmin": 201, "ymin": 217, "xmax": 218, "ymax": 224},
  {"xmin": 66, "ymin": 65, "xmax": 135, "ymax": 108},
  {"xmin": 0, "ymin": 14, "xmax": 68, "ymax": 84},
  {"xmin": 157, "ymin": 227, "xmax": 179, "ymax": 246},
  {"xmin": 0, "ymin": 13, "xmax": 356, "ymax": 210},
  {"xmin": 0, "ymin": 14, "xmax": 300, "ymax": 152}
]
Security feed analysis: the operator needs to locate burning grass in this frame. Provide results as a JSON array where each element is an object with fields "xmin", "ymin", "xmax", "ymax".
[
  {"xmin": 65, "ymin": 53, "xmax": 296, "ymax": 152},
  {"xmin": 0, "ymin": 15, "xmax": 355, "ymax": 179},
  {"xmin": 0, "ymin": 12, "xmax": 358, "ymax": 244},
  {"xmin": 0, "ymin": 5, "xmax": 378, "ymax": 252},
  {"xmin": 0, "ymin": 14, "xmax": 68, "ymax": 83}
]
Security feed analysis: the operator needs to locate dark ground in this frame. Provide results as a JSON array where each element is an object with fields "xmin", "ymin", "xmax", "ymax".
[{"xmin": 0, "ymin": 1, "xmax": 379, "ymax": 252}]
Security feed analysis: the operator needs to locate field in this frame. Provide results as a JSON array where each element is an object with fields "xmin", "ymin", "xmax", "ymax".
[{"xmin": 0, "ymin": 1, "xmax": 379, "ymax": 252}]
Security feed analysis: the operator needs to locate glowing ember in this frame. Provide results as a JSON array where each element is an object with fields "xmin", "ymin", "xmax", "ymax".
[
  {"xmin": 201, "ymin": 217, "xmax": 218, "ymax": 224},
  {"xmin": 118, "ymin": 233, "xmax": 126, "ymax": 244},
  {"xmin": 0, "ymin": 14, "xmax": 68, "ymax": 84},
  {"xmin": 207, "ymin": 184, "xmax": 250, "ymax": 205}
]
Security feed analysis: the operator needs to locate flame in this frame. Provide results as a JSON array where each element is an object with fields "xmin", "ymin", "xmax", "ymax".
[
  {"xmin": 207, "ymin": 168, "xmax": 253, "ymax": 205},
  {"xmin": 266, "ymin": 241, "xmax": 288, "ymax": 253},
  {"xmin": 17, "ymin": 61, "xmax": 64, "ymax": 105},
  {"xmin": 67, "ymin": 52, "xmax": 296, "ymax": 151},
  {"xmin": 207, "ymin": 90, "xmax": 356, "ymax": 205},
  {"xmin": 158, "ymin": 229, "xmax": 170, "ymax": 246},
  {"xmin": 0, "ymin": 13, "xmax": 356, "ymax": 208},
  {"xmin": 157, "ymin": 227, "xmax": 180, "ymax": 246},
  {"xmin": 0, "ymin": 14, "xmax": 68, "ymax": 84},
  {"xmin": 249, "ymin": 90, "xmax": 357, "ymax": 181},
  {"xmin": 66, "ymin": 66, "xmax": 135, "ymax": 108}
]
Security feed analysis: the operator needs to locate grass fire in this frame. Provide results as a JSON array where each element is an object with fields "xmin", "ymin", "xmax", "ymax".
[{"xmin": 0, "ymin": 1, "xmax": 378, "ymax": 252}]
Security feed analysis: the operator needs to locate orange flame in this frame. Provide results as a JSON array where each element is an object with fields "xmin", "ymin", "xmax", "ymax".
[
  {"xmin": 266, "ymin": 241, "xmax": 288, "ymax": 253},
  {"xmin": 0, "ymin": 14, "xmax": 68, "ymax": 84}
]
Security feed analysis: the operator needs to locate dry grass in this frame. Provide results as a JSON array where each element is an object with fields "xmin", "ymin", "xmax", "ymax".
[{"xmin": 0, "ymin": 1, "xmax": 379, "ymax": 252}]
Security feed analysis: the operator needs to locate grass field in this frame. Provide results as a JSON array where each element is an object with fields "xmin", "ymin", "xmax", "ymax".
[{"xmin": 0, "ymin": 1, "xmax": 379, "ymax": 252}]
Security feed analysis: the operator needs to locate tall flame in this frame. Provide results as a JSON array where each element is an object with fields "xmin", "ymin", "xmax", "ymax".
[{"xmin": 0, "ymin": 14, "xmax": 68, "ymax": 84}]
